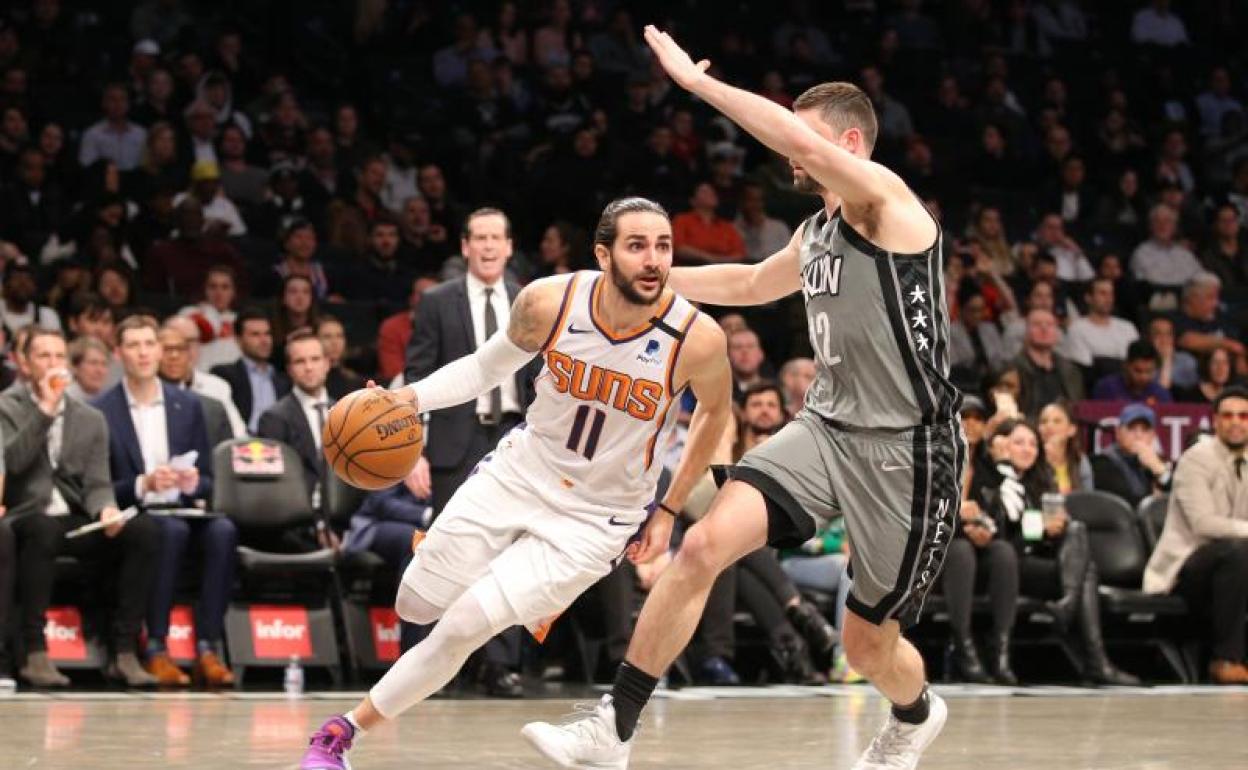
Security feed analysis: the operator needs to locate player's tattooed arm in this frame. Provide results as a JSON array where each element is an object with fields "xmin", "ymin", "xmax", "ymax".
[{"xmin": 506, "ymin": 276, "xmax": 569, "ymax": 352}]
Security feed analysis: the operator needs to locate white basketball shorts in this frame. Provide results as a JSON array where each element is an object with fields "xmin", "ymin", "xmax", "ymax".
[{"xmin": 399, "ymin": 431, "xmax": 648, "ymax": 633}]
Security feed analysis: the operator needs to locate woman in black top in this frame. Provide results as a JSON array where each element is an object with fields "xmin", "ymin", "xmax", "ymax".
[{"xmin": 967, "ymin": 419, "xmax": 1139, "ymax": 685}]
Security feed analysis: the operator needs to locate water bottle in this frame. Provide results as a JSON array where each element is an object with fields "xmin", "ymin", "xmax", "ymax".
[{"xmin": 284, "ymin": 655, "xmax": 304, "ymax": 697}]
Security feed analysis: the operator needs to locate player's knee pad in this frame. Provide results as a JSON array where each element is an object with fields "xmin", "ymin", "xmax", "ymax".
[{"xmin": 395, "ymin": 583, "xmax": 445, "ymax": 625}]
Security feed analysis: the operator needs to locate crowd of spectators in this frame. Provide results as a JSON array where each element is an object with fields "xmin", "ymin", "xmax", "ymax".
[{"xmin": 1, "ymin": 0, "xmax": 1247, "ymax": 690}]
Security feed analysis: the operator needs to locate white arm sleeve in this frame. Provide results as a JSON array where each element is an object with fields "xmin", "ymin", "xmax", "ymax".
[{"xmin": 408, "ymin": 331, "xmax": 537, "ymax": 413}]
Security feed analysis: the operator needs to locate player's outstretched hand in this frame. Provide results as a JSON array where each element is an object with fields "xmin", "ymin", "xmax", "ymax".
[
  {"xmin": 643, "ymin": 25, "xmax": 710, "ymax": 92},
  {"xmin": 627, "ymin": 511, "xmax": 674, "ymax": 565}
]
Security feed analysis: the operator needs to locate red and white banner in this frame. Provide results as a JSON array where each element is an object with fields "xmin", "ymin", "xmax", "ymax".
[
  {"xmin": 369, "ymin": 607, "xmax": 401, "ymax": 662},
  {"xmin": 167, "ymin": 605, "xmax": 198, "ymax": 661},
  {"xmin": 44, "ymin": 607, "xmax": 87, "ymax": 661},
  {"xmin": 1075, "ymin": 401, "xmax": 1213, "ymax": 461},
  {"xmin": 248, "ymin": 606, "xmax": 312, "ymax": 659}
]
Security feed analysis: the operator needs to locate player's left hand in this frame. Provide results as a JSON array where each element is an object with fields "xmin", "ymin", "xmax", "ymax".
[
  {"xmin": 643, "ymin": 25, "xmax": 711, "ymax": 92},
  {"xmin": 628, "ymin": 512, "xmax": 674, "ymax": 565}
]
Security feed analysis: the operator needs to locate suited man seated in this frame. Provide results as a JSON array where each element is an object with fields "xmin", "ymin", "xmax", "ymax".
[
  {"xmin": 160, "ymin": 315, "xmax": 246, "ymax": 439},
  {"xmin": 157, "ymin": 321, "xmax": 238, "ymax": 450},
  {"xmin": 94, "ymin": 315, "xmax": 237, "ymax": 688},
  {"xmin": 210, "ymin": 307, "xmax": 290, "ymax": 434},
  {"xmin": 257, "ymin": 330, "xmax": 333, "ymax": 510},
  {"xmin": 0, "ymin": 327, "xmax": 161, "ymax": 688}
]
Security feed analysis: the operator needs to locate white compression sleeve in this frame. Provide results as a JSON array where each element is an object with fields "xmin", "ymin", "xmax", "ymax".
[{"xmin": 409, "ymin": 331, "xmax": 537, "ymax": 413}]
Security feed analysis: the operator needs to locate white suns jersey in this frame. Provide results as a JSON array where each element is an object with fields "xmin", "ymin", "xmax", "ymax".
[{"xmin": 509, "ymin": 270, "xmax": 699, "ymax": 513}]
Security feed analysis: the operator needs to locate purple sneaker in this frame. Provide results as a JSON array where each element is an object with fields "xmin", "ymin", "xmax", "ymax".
[{"xmin": 301, "ymin": 716, "xmax": 355, "ymax": 769}]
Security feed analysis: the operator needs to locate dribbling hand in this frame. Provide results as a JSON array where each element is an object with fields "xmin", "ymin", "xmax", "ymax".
[{"xmin": 365, "ymin": 379, "xmax": 419, "ymax": 409}]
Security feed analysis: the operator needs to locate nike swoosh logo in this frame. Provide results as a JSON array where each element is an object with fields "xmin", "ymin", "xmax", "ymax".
[
  {"xmin": 880, "ymin": 462, "xmax": 910, "ymax": 472},
  {"xmin": 608, "ymin": 516, "xmax": 637, "ymax": 527},
  {"xmin": 567, "ymin": 324, "xmax": 593, "ymax": 334}
]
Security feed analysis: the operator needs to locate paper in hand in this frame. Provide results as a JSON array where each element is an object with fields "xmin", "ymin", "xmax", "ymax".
[{"xmin": 65, "ymin": 507, "xmax": 138, "ymax": 539}]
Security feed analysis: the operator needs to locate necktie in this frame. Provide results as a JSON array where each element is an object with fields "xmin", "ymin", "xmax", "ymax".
[
  {"xmin": 1236, "ymin": 457, "xmax": 1244, "ymax": 481},
  {"xmin": 314, "ymin": 402, "xmax": 327, "ymax": 448},
  {"xmin": 483, "ymin": 287, "xmax": 503, "ymax": 425}
]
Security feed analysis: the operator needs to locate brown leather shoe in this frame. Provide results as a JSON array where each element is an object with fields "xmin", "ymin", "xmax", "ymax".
[
  {"xmin": 145, "ymin": 652, "xmax": 190, "ymax": 686},
  {"xmin": 1209, "ymin": 660, "xmax": 1248, "ymax": 684},
  {"xmin": 192, "ymin": 651, "xmax": 235, "ymax": 688}
]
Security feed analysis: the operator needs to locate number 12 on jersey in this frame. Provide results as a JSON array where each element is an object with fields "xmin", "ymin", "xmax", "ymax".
[{"xmin": 566, "ymin": 404, "xmax": 606, "ymax": 460}]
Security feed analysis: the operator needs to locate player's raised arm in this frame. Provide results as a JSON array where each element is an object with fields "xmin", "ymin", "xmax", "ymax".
[
  {"xmin": 644, "ymin": 25, "xmax": 888, "ymax": 211},
  {"xmin": 666, "ymin": 224, "xmax": 803, "ymax": 306},
  {"xmin": 393, "ymin": 277, "xmax": 567, "ymax": 411},
  {"xmin": 629, "ymin": 315, "xmax": 733, "ymax": 564}
]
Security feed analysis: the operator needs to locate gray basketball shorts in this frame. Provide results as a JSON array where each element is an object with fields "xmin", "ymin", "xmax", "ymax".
[{"xmin": 724, "ymin": 411, "xmax": 964, "ymax": 629}]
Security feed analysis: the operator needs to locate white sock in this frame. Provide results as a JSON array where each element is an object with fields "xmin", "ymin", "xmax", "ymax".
[
  {"xmin": 344, "ymin": 711, "xmax": 365, "ymax": 735},
  {"xmin": 368, "ymin": 591, "xmax": 500, "ymax": 718}
]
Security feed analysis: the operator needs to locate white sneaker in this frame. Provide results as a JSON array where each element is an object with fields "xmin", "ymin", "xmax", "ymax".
[
  {"xmin": 852, "ymin": 692, "xmax": 948, "ymax": 769},
  {"xmin": 521, "ymin": 694, "xmax": 633, "ymax": 769}
]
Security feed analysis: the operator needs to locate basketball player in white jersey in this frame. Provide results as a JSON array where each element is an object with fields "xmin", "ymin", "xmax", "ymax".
[
  {"xmin": 299, "ymin": 197, "xmax": 731, "ymax": 769},
  {"xmin": 525, "ymin": 27, "xmax": 961, "ymax": 770}
]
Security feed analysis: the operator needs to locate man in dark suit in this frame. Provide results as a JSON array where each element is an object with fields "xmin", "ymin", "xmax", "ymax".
[
  {"xmin": 96, "ymin": 316, "xmax": 237, "ymax": 687},
  {"xmin": 211, "ymin": 307, "xmax": 291, "ymax": 433},
  {"xmin": 403, "ymin": 207, "xmax": 540, "ymax": 698},
  {"xmin": 0, "ymin": 327, "xmax": 161, "ymax": 688},
  {"xmin": 405, "ymin": 207, "xmax": 540, "ymax": 514},
  {"xmin": 258, "ymin": 330, "xmax": 333, "ymax": 506}
]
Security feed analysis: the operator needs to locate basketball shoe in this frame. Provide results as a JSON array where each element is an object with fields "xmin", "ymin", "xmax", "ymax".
[
  {"xmin": 521, "ymin": 695, "xmax": 632, "ymax": 769},
  {"xmin": 300, "ymin": 715, "xmax": 355, "ymax": 769},
  {"xmin": 851, "ymin": 692, "xmax": 947, "ymax": 770}
]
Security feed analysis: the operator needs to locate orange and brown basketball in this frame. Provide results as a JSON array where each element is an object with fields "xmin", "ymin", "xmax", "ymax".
[{"xmin": 322, "ymin": 388, "xmax": 423, "ymax": 490}]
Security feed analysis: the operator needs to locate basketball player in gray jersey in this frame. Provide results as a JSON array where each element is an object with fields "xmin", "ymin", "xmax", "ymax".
[{"xmin": 523, "ymin": 27, "xmax": 962, "ymax": 770}]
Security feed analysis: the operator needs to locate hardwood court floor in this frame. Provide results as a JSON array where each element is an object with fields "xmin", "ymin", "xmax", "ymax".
[{"xmin": 3, "ymin": 685, "xmax": 1246, "ymax": 769}]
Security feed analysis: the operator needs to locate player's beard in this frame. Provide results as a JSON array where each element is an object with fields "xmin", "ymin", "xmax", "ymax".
[
  {"xmin": 609, "ymin": 256, "xmax": 667, "ymax": 307},
  {"xmin": 792, "ymin": 169, "xmax": 824, "ymax": 194}
]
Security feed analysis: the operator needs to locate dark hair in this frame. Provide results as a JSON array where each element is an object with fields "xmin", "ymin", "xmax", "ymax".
[
  {"xmin": 1126, "ymin": 340, "xmax": 1158, "ymax": 363},
  {"xmin": 1213, "ymin": 385, "xmax": 1248, "ymax": 413},
  {"xmin": 1039, "ymin": 400, "xmax": 1088, "ymax": 490},
  {"xmin": 68, "ymin": 292, "xmax": 112, "ymax": 321},
  {"xmin": 792, "ymin": 81, "xmax": 879, "ymax": 151},
  {"xmin": 742, "ymin": 379, "xmax": 785, "ymax": 407},
  {"xmin": 206, "ymin": 264, "xmax": 236, "ymax": 283},
  {"xmin": 236, "ymin": 306, "xmax": 271, "ymax": 334},
  {"xmin": 284, "ymin": 328, "xmax": 323, "ymax": 363},
  {"xmin": 593, "ymin": 197, "xmax": 669, "ymax": 249},
  {"xmin": 1199, "ymin": 347, "xmax": 1232, "ymax": 385},
  {"xmin": 369, "ymin": 214, "xmax": 399, "ymax": 233},
  {"xmin": 462, "ymin": 206, "xmax": 512, "ymax": 239},
  {"xmin": 992, "ymin": 417, "xmax": 1055, "ymax": 493},
  {"xmin": 21, "ymin": 325, "xmax": 65, "ymax": 357}
]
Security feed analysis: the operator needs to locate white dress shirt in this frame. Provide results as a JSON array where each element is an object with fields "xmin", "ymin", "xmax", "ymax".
[
  {"xmin": 186, "ymin": 371, "xmax": 246, "ymax": 438},
  {"xmin": 294, "ymin": 386, "xmax": 330, "ymax": 452},
  {"xmin": 124, "ymin": 380, "xmax": 174, "ymax": 503},
  {"xmin": 465, "ymin": 272, "xmax": 522, "ymax": 415},
  {"xmin": 34, "ymin": 392, "xmax": 69, "ymax": 516}
]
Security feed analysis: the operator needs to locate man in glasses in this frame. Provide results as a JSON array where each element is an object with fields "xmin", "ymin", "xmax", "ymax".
[{"xmin": 1145, "ymin": 385, "xmax": 1248, "ymax": 684}]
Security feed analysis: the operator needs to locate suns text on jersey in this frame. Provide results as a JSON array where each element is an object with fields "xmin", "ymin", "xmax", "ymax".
[{"xmin": 546, "ymin": 349, "xmax": 663, "ymax": 421}]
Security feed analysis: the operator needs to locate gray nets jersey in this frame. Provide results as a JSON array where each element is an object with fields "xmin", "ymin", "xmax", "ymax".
[{"xmin": 798, "ymin": 208, "xmax": 961, "ymax": 429}]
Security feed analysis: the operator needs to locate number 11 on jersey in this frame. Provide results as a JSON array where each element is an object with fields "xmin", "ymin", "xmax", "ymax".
[{"xmin": 567, "ymin": 404, "xmax": 606, "ymax": 460}]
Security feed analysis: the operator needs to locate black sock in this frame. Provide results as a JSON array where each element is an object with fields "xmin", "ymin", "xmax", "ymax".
[
  {"xmin": 611, "ymin": 661, "xmax": 659, "ymax": 741},
  {"xmin": 891, "ymin": 686, "xmax": 930, "ymax": 725}
]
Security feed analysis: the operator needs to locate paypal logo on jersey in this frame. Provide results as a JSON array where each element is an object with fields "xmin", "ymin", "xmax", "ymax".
[{"xmin": 636, "ymin": 339, "xmax": 663, "ymax": 366}]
